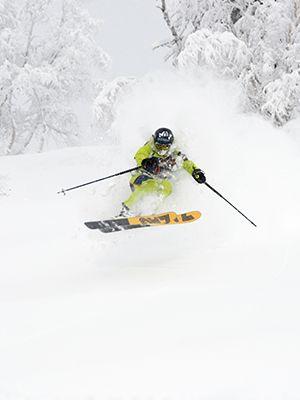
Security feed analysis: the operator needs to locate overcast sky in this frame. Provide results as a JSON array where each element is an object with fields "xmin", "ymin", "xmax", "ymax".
[{"xmin": 85, "ymin": 0, "xmax": 170, "ymax": 77}]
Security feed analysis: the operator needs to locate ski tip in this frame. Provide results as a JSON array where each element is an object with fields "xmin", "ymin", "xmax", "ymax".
[{"xmin": 190, "ymin": 210, "xmax": 202, "ymax": 217}]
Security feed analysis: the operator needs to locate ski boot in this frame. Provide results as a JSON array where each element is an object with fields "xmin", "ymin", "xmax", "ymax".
[{"xmin": 116, "ymin": 203, "xmax": 132, "ymax": 218}]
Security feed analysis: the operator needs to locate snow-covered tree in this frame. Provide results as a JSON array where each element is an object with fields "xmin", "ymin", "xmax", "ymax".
[
  {"xmin": 261, "ymin": 71, "xmax": 300, "ymax": 126},
  {"xmin": 178, "ymin": 29, "xmax": 251, "ymax": 78},
  {"xmin": 0, "ymin": 0, "xmax": 109, "ymax": 154},
  {"xmin": 157, "ymin": 0, "xmax": 300, "ymax": 125},
  {"xmin": 155, "ymin": 0, "xmax": 237, "ymax": 60},
  {"xmin": 93, "ymin": 77, "xmax": 136, "ymax": 136}
]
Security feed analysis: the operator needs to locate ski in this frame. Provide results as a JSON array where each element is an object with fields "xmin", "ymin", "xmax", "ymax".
[{"xmin": 84, "ymin": 211, "xmax": 201, "ymax": 233}]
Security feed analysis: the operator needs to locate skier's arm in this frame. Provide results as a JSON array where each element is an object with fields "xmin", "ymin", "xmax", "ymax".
[
  {"xmin": 177, "ymin": 151, "xmax": 198, "ymax": 175},
  {"xmin": 182, "ymin": 159, "xmax": 198, "ymax": 175},
  {"xmin": 134, "ymin": 142, "xmax": 152, "ymax": 166},
  {"xmin": 180, "ymin": 153, "xmax": 206, "ymax": 184}
]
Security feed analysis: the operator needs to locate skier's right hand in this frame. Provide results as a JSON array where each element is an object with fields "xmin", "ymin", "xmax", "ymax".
[
  {"xmin": 192, "ymin": 168, "xmax": 206, "ymax": 184},
  {"xmin": 141, "ymin": 157, "xmax": 160, "ymax": 174}
]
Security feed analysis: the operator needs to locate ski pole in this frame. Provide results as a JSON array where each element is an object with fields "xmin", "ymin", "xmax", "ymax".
[
  {"xmin": 204, "ymin": 182, "xmax": 257, "ymax": 227},
  {"xmin": 57, "ymin": 166, "xmax": 141, "ymax": 195}
]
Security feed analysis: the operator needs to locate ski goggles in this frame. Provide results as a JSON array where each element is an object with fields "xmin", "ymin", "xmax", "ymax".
[{"xmin": 155, "ymin": 143, "xmax": 171, "ymax": 151}]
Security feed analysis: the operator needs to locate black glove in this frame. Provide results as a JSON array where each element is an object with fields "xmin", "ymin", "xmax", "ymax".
[
  {"xmin": 141, "ymin": 157, "xmax": 160, "ymax": 174},
  {"xmin": 192, "ymin": 168, "xmax": 206, "ymax": 184}
]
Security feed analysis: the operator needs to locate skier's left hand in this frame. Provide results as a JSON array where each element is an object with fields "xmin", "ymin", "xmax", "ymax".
[{"xmin": 192, "ymin": 168, "xmax": 206, "ymax": 184}]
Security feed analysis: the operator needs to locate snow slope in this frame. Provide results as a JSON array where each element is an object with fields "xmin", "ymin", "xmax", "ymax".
[{"xmin": 1, "ymin": 71, "xmax": 300, "ymax": 399}]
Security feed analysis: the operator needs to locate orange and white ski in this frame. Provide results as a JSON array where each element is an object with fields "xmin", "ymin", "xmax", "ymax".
[{"xmin": 85, "ymin": 211, "xmax": 201, "ymax": 233}]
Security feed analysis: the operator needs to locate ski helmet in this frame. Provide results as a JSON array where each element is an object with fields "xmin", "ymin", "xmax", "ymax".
[{"xmin": 153, "ymin": 128, "xmax": 174, "ymax": 152}]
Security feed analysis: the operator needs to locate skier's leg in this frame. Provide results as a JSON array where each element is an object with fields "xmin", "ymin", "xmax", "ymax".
[
  {"xmin": 158, "ymin": 179, "xmax": 172, "ymax": 197},
  {"xmin": 123, "ymin": 174, "xmax": 153, "ymax": 208},
  {"xmin": 123, "ymin": 178, "xmax": 172, "ymax": 208}
]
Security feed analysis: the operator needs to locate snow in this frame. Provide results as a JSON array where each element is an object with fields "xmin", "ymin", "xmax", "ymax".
[{"xmin": 1, "ymin": 70, "xmax": 300, "ymax": 399}]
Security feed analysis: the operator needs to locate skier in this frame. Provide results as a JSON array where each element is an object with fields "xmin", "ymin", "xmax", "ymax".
[{"xmin": 118, "ymin": 127, "xmax": 206, "ymax": 216}]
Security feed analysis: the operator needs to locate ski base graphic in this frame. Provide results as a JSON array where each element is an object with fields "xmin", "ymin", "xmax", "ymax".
[{"xmin": 84, "ymin": 211, "xmax": 201, "ymax": 233}]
